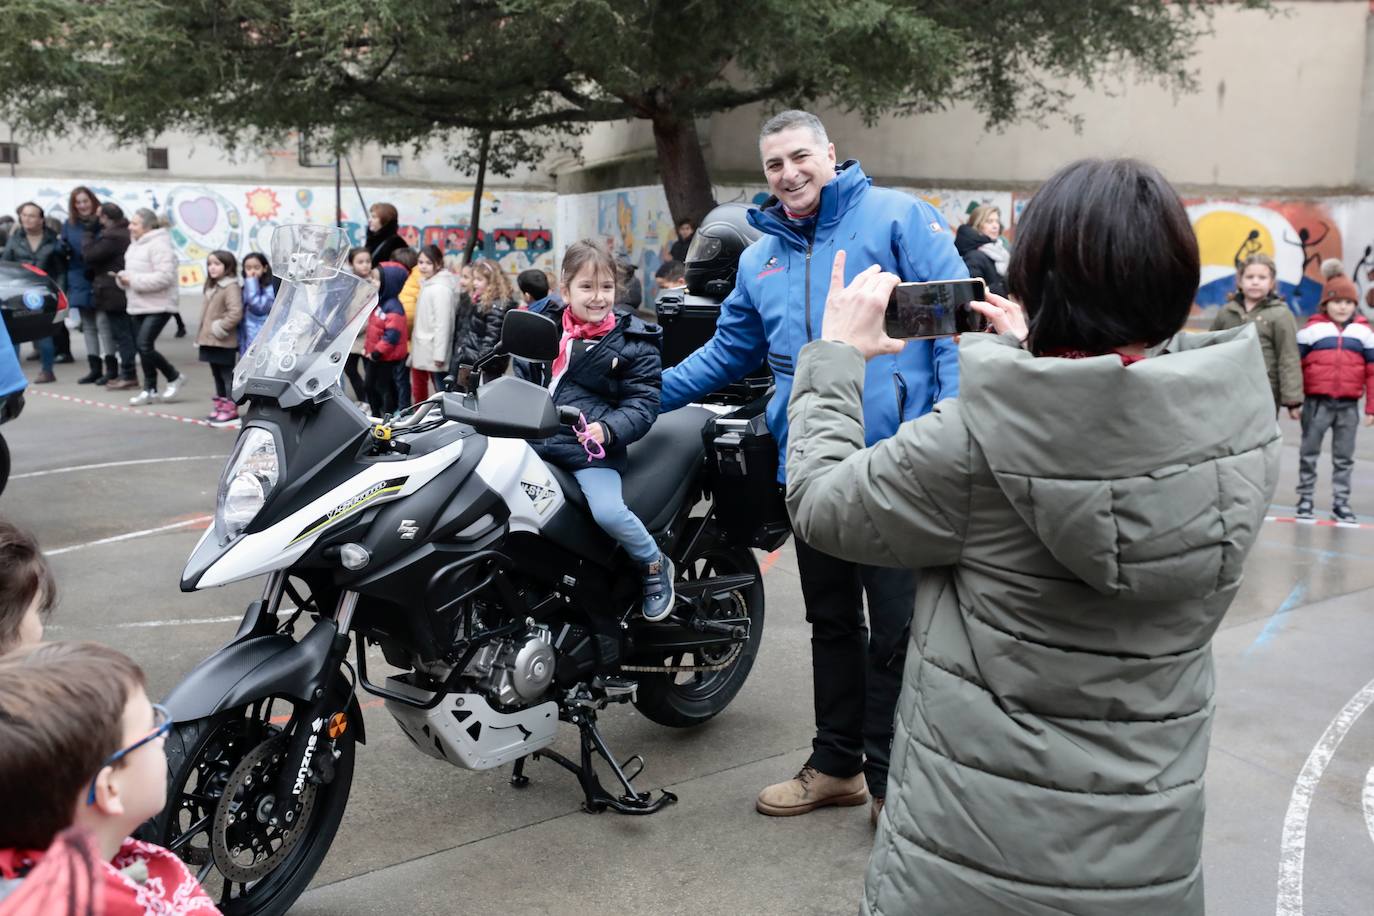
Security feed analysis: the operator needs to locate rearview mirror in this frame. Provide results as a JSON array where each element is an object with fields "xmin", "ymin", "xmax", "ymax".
[{"xmin": 500, "ymin": 309, "xmax": 560, "ymax": 362}]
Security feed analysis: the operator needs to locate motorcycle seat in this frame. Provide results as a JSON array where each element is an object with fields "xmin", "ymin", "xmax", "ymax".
[{"xmin": 548, "ymin": 406, "xmax": 714, "ymax": 535}]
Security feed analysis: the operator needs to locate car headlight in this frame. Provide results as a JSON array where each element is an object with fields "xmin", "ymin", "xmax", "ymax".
[{"xmin": 216, "ymin": 427, "xmax": 280, "ymax": 541}]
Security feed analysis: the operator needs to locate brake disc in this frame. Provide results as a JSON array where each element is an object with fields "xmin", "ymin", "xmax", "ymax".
[{"xmin": 210, "ymin": 734, "xmax": 318, "ymax": 883}]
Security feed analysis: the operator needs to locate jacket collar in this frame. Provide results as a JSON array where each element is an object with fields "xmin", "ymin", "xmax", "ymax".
[{"xmin": 748, "ymin": 159, "xmax": 871, "ymax": 250}]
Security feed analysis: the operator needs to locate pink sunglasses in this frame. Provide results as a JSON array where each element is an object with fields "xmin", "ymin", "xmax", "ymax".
[{"xmin": 574, "ymin": 412, "xmax": 605, "ymax": 462}]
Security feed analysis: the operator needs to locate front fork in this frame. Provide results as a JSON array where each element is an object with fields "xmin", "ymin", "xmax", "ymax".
[{"xmin": 268, "ymin": 588, "xmax": 358, "ymax": 807}]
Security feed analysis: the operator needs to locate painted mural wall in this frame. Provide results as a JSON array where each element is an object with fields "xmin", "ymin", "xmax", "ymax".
[
  {"xmin": 0, "ymin": 179, "xmax": 557, "ymax": 287},
  {"xmin": 3, "ymin": 176, "xmax": 1373, "ymax": 320}
]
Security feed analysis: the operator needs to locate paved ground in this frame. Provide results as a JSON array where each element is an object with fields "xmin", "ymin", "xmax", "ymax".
[{"xmin": 4, "ymin": 315, "xmax": 1374, "ymax": 915}]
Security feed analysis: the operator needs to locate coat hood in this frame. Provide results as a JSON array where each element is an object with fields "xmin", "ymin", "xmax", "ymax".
[
  {"xmin": 377, "ymin": 264, "xmax": 408, "ymax": 300},
  {"xmin": 1304, "ymin": 311, "xmax": 1369, "ymax": 328},
  {"xmin": 958, "ymin": 325, "xmax": 1280, "ymax": 598},
  {"xmin": 953, "ymin": 223, "xmax": 993, "ymax": 256},
  {"xmin": 421, "ymin": 269, "xmax": 457, "ymax": 291},
  {"xmin": 130, "ymin": 227, "xmax": 169, "ymax": 248}
]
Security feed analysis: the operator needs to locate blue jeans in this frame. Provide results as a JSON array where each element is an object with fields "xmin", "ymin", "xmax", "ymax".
[
  {"xmin": 14, "ymin": 338, "xmax": 53, "ymax": 373},
  {"xmin": 572, "ymin": 467, "xmax": 659, "ymax": 565}
]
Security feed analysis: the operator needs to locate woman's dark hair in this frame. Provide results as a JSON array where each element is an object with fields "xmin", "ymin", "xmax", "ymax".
[
  {"xmin": 369, "ymin": 202, "xmax": 398, "ymax": 228},
  {"xmin": 66, "ymin": 186, "xmax": 99, "ymax": 225},
  {"xmin": 97, "ymin": 202, "xmax": 124, "ymax": 223},
  {"xmin": 1008, "ymin": 158, "xmax": 1199, "ymax": 355},
  {"xmin": 418, "ymin": 244, "xmax": 444, "ymax": 271}
]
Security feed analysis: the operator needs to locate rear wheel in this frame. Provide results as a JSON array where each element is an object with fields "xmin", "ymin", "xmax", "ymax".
[
  {"xmin": 139, "ymin": 698, "xmax": 355, "ymax": 916},
  {"xmin": 632, "ymin": 543, "xmax": 766, "ymax": 728}
]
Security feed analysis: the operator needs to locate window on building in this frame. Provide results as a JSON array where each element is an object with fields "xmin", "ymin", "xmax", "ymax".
[
  {"xmin": 382, "ymin": 155, "xmax": 401, "ymax": 177},
  {"xmin": 146, "ymin": 147, "xmax": 169, "ymax": 170},
  {"xmin": 0, "ymin": 143, "xmax": 19, "ymax": 165}
]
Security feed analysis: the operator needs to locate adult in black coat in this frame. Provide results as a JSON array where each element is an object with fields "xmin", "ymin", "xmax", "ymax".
[
  {"xmin": 530, "ymin": 303, "xmax": 662, "ymax": 475},
  {"xmin": 82, "ymin": 203, "xmax": 138, "ymax": 386},
  {"xmin": 954, "ymin": 205, "xmax": 1010, "ymax": 298},
  {"xmin": 365, "ymin": 202, "xmax": 407, "ymax": 266}
]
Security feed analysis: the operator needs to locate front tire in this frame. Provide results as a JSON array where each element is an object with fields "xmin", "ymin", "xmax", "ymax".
[
  {"xmin": 140, "ymin": 700, "xmax": 355, "ymax": 916},
  {"xmin": 632, "ymin": 543, "xmax": 766, "ymax": 728}
]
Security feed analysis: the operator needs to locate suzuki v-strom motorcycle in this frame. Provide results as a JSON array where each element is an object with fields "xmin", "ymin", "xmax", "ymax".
[{"xmin": 140, "ymin": 226, "xmax": 785, "ymax": 915}]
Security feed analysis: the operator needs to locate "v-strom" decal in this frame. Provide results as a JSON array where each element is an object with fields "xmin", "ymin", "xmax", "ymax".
[{"xmin": 289, "ymin": 477, "xmax": 408, "ymax": 545}]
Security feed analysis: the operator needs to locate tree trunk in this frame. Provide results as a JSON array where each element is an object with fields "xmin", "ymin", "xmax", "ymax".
[
  {"xmin": 651, "ymin": 114, "xmax": 717, "ymax": 227},
  {"xmin": 464, "ymin": 129, "xmax": 492, "ymax": 264}
]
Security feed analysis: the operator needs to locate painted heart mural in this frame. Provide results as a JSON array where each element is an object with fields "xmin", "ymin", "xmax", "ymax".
[{"xmin": 165, "ymin": 186, "xmax": 242, "ymax": 274}]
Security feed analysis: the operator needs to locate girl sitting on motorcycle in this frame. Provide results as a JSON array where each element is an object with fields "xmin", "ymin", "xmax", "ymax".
[{"xmin": 532, "ymin": 241, "xmax": 675, "ymax": 621}]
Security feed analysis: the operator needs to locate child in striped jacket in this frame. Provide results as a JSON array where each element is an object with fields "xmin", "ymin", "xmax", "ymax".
[{"xmin": 1294, "ymin": 260, "xmax": 1374, "ymax": 522}]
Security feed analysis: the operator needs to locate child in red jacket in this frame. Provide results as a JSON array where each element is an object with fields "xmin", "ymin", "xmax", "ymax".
[
  {"xmin": 1294, "ymin": 259, "xmax": 1374, "ymax": 522},
  {"xmin": 363, "ymin": 263, "xmax": 409, "ymax": 417}
]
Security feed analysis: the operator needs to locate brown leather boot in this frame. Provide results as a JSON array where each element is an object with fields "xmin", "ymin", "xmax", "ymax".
[{"xmin": 755, "ymin": 765, "xmax": 868, "ymax": 817}]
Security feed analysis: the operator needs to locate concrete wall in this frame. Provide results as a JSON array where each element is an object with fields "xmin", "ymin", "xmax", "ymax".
[
  {"xmin": 562, "ymin": 1, "xmax": 1368, "ymax": 193},
  {"xmin": 0, "ymin": 128, "xmax": 556, "ymax": 190}
]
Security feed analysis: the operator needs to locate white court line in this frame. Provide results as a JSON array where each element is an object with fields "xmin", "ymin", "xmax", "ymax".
[
  {"xmin": 44, "ymin": 515, "xmax": 213, "ymax": 557},
  {"xmin": 12, "ymin": 455, "xmax": 224, "ymax": 480},
  {"xmin": 1363, "ymin": 767, "xmax": 1374, "ymax": 847},
  {"xmin": 1276, "ymin": 675, "xmax": 1374, "ymax": 915}
]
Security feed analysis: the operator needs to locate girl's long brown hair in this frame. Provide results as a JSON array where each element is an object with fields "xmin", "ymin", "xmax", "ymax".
[
  {"xmin": 66, "ymin": 186, "xmax": 100, "ymax": 225},
  {"xmin": 470, "ymin": 259, "xmax": 513, "ymax": 312}
]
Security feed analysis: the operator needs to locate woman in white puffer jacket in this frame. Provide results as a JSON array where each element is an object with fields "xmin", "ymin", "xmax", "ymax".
[
  {"xmin": 116, "ymin": 208, "xmax": 184, "ymax": 404},
  {"xmin": 409, "ymin": 244, "xmax": 459, "ymax": 392}
]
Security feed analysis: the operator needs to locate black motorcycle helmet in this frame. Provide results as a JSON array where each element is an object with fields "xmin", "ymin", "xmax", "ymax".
[{"xmin": 684, "ymin": 202, "xmax": 762, "ymax": 299}]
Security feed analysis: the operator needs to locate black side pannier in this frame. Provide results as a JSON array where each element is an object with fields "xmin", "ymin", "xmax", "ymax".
[{"xmin": 702, "ymin": 397, "xmax": 791, "ymax": 551}]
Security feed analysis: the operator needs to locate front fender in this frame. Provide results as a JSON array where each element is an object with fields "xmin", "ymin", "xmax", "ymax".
[{"xmin": 163, "ymin": 620, "xmax": 366, "ymax": 744}]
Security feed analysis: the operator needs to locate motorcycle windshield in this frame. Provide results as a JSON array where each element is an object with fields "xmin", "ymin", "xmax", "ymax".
[{"xmin": 232, "ymin": 225, "xmax": 377, "ymax": 408}]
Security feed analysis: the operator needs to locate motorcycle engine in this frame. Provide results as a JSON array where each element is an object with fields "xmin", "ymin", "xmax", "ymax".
[{"xmin": 462, "ymin": 625, "xmax": 556, "ymax": 708}]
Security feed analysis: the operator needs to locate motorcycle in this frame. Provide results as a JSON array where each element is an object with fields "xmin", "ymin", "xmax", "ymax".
[
  {"xmin": 0, "ymin": 262, "xmax": 67, "ymax": 496},
  {"xmin": 138, "ymin": 226, "xmax": 782, "ymax": 915}
]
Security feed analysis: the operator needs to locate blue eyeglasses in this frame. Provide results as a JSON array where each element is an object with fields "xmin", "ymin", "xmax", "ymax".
[{"xmin": 86, "ymin": 703, "xmax": 172, "ymax": 805}]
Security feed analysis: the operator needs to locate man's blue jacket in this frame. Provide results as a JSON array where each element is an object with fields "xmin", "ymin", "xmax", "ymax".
[
  {"xmin": 0, "ymin": 318, "xmax": 26, "ymax": 399},
  {"xmin": 660, "ymin": 160, "xmax": 968, "ymax": 480}
]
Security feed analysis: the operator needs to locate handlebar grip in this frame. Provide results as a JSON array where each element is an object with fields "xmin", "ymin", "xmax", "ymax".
[{"xmin": 557, "ymin": 406, "xmax": 582, "ymax": 427}]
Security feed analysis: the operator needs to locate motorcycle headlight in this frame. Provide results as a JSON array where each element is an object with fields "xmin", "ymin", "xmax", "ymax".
[{"xmin": 216, "ymin": 427, "xmax": 280, "ymax": 541}]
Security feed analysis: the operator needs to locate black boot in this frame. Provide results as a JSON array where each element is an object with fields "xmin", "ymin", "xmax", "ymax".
[
  {"xmin": 97, "ymin": 354, "xmax": 119, "ymax": 386},
  {"xmin": 77, "ymin": 355, "xmax": 103, "ymax": 384}
]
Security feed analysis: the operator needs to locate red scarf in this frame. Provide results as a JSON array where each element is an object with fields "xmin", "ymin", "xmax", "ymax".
[
  {"xmin": 550, "ymin": 308, "xmax": 617, "ymax": 382},
  {"xmin": 0, "ymin": 837, "xmax": 221, "ymax": 915},
  {"xmin": 1044, "ymin": 347, "xmax": 1148, "ymax": 366}
]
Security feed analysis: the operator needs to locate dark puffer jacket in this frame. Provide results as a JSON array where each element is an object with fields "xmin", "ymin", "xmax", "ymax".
[
  {"xmin": 531, "ymin": 305, "xmax": 662, "ymax": 473},
  {"xmin": 953, "ymin": 224, "xmax": 1008, "ymax": 297},
  {"xmin": 0, "ymin": 228, "xmax": 66, "ymax": 280},
  {"xmin": 451, "ymin": 296, "xmax": 514, "ymax": 377},
  {"xmin": 83, "ymin": 219, "xmax": 131, "ymax": 312}
]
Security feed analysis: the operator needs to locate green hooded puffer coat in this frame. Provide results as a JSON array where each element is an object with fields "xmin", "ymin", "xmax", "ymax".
[{"xmin": 785, "ymin": 325, "xmax": 1280, "ymax": 915}]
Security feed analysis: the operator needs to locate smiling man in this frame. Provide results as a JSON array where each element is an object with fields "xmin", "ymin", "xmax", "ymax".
[{"xmin": 661, "ymin": 110, "xmax": 967, "ymax": 825}]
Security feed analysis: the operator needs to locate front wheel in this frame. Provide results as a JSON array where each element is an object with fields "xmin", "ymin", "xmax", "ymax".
[
  {"xmin": 632, "ymin": 543, "xmax": 766, "ymax": 728},
  {"xmin": 140, "ymin": 698, "xmax": 355, "ymax": 916}
]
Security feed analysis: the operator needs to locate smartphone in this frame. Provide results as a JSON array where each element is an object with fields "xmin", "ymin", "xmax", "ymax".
[{"xmin": 884, "ymin": 278, "xmax": 989, "ymax": 340}]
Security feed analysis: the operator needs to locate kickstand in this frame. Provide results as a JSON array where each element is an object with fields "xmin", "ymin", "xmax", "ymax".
[{"xmin": 512, "ymin": 708, "xmax": 677, "ymax": 815}]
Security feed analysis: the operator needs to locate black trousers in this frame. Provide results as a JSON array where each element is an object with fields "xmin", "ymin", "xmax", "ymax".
[
  {"xmin": 794, "ymin": 535, "xmax": 915, "ymax": 798},
  {"xmin": 365, "ymin": 358, "xmax": 403, "ymax": 416},
  {"xmin": 133, "ymin": 313, "xmax": 179, "ymax": 391}
]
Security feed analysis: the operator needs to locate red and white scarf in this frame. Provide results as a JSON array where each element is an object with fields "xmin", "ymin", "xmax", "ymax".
[{"xmin": 550, "ymin": 307, "xmax": 617, "ymax": 387}]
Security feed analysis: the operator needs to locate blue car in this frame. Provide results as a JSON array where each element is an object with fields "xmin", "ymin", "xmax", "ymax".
[{"xmin": 0, "ymin": 261, "xmax": 67, "ymax": 495}]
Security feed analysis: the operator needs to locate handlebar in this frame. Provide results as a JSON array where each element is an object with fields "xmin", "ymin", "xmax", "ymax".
[{"xmin": 557, "ymin": 406, "xmax": 582, "ymax": 427}]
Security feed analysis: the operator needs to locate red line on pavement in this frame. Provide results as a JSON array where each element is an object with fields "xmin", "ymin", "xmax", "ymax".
[
  {"xmin": 760, "ymin": 549, "xmax": 781, "ymax": 574},
  {"xmin": 1265, "ymin": 515, "xmax": 1374, "ymax": 531},
  {"xmin": 29, "ymin": 389, "xmax": 232, "ymax": 430}
]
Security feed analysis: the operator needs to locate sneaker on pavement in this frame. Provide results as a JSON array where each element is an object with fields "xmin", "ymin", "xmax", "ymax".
[
  {"xmin": 160, "ymin": 375, "xmax": 183, "ymax": 402},
  {"xmin": 641, "ymin": 553, "xmax": 676, "ymax": 622},
  {"xmin": 1332, "ymin": 504, "xmax": 1358, "ymax": 523},
  {"xmin": 129, "ymin": 389, "xmax": 157, "ymax": 406},
  {"xmin": 1296, "ymin": 499, "xmax": 1314, "ymax": 520},
  {"xmin": 756, "ymin": 765, "xmax": 868, "ymax": 817}
]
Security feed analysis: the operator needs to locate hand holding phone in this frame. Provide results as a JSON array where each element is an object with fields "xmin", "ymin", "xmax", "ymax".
[{"xmin": 884, "ymin": 278, "xmax": 989, "ymax": 340}]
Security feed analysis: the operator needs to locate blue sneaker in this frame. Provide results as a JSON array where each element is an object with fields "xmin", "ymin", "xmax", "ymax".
[{"xmin": 642, "ymin": 553, "xmax": 676, "ymax": 622}]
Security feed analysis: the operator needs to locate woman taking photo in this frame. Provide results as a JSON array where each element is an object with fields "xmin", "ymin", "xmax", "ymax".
[
  {"xmin": 786, "ymin": 158, "xmax": 1280, "ymax": 915},
  {"xmin": 116, "ymin": 209, "xmax": 183, "ymax": 404}
]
